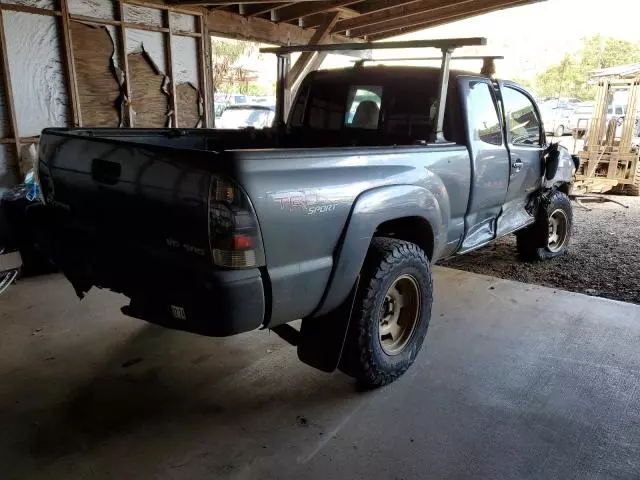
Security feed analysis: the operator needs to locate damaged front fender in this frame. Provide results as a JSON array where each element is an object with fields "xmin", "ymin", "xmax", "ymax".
[{"xmin": 543, "ymin": 143, "xmax": 575, "ymax": 189}]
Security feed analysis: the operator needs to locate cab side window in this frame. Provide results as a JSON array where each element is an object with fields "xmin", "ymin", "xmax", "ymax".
[
  {"xmin": 467, "ymin": 81, "xmax": 502, "ymax": 146},
  {"xmin": 502, "ymin": 87, "xmax": 541, "ymax": 146}
]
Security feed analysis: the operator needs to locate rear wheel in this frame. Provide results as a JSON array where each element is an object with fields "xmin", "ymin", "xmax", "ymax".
[
  {"xmin": 339, "ymin": 238, "xmax": 432, "ymax": 388},
  {"xmin": 516, "ymin": 190, "xmax": 572, "ymax": 261}
]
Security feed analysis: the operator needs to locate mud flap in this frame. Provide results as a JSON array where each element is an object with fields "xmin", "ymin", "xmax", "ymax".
[{"xmin": 297, "ymin": 280, "xmax": 359, "ymax": 373}]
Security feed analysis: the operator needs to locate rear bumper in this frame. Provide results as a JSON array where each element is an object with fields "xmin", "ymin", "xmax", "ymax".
[
  {"xmin": 122, "ymin": 268, "xmax": 266, "ymax": 337},
  {"xmin": 29, "ymin": 205, "xmax": 266, "ymax": 337}
]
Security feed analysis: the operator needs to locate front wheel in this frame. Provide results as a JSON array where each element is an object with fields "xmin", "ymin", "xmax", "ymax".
[
  {"xmin": 339, "ymin": 238, "xmax": 433, "ymax": 388},
  {"xmin": 516, "ymin": 190, "xmax": 572, "ymax": 261}
]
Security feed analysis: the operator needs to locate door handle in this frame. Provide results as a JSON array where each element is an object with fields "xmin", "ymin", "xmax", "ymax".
[{"xmin": 512, "ymin": 158, "xmax": 523, "ymax": 172}]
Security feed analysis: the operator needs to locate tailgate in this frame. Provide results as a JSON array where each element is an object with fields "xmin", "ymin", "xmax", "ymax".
[{"xmin": 38, "ymin": 130, "xmax": 213, "ymax": 270}]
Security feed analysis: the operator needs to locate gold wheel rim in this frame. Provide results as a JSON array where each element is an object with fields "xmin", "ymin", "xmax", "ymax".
[
  {"xmin": 379, "ymin": 274, "xmax": 421, "ymax": 356},
  {"xmin": 547, "ymin": 208, "xmax": 568, "ymax": 253}
]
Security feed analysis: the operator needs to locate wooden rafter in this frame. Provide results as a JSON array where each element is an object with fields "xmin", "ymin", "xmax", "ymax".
[
  {"xmin": 350, "ymin": 0, "xmax": 521, "ymax": 38},
  {"xmin": 203, "ymin": 1, "xmax": 331, "ymax": 4},
  {"xmin": 369, "ymin": 0, "xmax": 532, "ymax": 40},
  {"xmin": 337, "ymin": 0, "xmax": 475, "ymax": 36},
  {"xmin": 333, "ymin": 0, "xmax": 423, "ymax": 33},
  {"xmin": 171, "ymin": 0, "xmax": 325, "ymax": 5},
  {"xmin": 241, "ymin": 2, "xmax": 294, "ymax": 17},
  {"xmin": 352, "ymin": 0, "xmax": 421, "ymax": 15},
  {"xmin": 207, "ymin": 9, "xmax": 358, "ymax": 45},
  {"xmin": 286, "ymin": 11, "xmax": 338, "ymax": 88},
  {"xmin": 273, "ymin": 0, "xmax": 362, "ymax": 23}
]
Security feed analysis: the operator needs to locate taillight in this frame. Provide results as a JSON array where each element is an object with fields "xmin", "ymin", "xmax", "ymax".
[{"xmin": 208, "ymin": 175, "xmax": 262, "ymax": 268}]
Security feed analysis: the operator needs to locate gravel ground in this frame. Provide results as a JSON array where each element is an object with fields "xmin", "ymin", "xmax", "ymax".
[{"xmin": 440, "ymin": 195, "xmax": 640, "ymax": 305}]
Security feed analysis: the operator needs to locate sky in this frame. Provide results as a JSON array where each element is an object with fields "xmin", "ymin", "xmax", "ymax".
[{"xmin": 388, "ymin": 0, "xmax": 640, "ymax": 79}]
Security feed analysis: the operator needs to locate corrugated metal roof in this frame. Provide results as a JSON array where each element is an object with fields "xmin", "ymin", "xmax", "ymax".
[{"xmin": 591, "ymin": 63, "xmax": 640, "ymax": 79}]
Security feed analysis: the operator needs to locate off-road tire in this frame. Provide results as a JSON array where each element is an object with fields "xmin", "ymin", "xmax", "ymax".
[
  {"xmin": 624, "ymin": 167, "xmax": 640, "ymax": 196},
  {"xmin": 339, "ymin": 238, "xmax": 433, "ymax": 388},
  {"xmin": 610, "ymin": 166, "xmax": 640, "ymax": 196},
  {"xmin": 516, "ymin": 190, "xmax": 572, "ymax": 261}
]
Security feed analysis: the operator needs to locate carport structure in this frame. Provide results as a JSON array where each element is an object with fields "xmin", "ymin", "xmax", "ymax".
[{"xmin": 0, "ymin": 0, "xmax": 541, "ymax": 193}]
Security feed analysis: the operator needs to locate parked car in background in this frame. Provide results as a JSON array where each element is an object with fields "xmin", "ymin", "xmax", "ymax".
[
  {"xmin": 567, "ymin": 102, "xmax": 595, "ymax": 137},
  {"xmin": 247, "ymin": 96, "xmax": 276, "ymax": 106},
  {"xmin": 539, "ymin": 101, "xmax": 574, "ymax": 137},
  {"xmin": 216, "ymin": 104, "xmax": 275, "ymax": 129},
  {"xmin": 214, "ymin": 93, "xmax": 248, "ymax": 120}
]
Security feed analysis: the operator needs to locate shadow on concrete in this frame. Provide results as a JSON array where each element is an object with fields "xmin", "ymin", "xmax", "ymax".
[{"xmin": 22, "ymin": 324, "xmax": 357, "ymax": 466}]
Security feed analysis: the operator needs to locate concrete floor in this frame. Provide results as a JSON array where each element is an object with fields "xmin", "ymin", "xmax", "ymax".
[{"xmin": 0, "ymin": 267, "xmax": 639, "ymax": 480}]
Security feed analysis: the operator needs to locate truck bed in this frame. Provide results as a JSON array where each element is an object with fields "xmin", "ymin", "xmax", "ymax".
[{"xmin": 34, "ymin": 127, "xmax": 470, "ymax": 335}]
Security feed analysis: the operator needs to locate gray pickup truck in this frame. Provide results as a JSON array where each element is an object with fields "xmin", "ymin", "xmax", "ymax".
[{"xmin": 31, "ymin": 38, "xmax": 575, "ymax": 387}]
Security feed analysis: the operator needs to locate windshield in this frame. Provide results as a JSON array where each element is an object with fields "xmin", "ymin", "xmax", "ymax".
[{"xmin": 218, "ymin": 107, "xmax": 272, "ymax": 129}]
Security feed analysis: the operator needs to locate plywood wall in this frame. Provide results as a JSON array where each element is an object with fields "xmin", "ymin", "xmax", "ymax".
[
  {"xmin": 70, "ymin": 22, "xmax": 120, "ymax": 126},
  {"xmin": 0, "ymin": 0, "xmax": 209, "ymax": 192}
]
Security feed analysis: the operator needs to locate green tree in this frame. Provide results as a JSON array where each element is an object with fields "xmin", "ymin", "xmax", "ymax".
[
  {"xmin": 534, "ymin": 35, "xmax": 640, "ymax": 100},
  {"xmin": 211, "ymin": 38, "xmax": 256, "ymax": 93}
]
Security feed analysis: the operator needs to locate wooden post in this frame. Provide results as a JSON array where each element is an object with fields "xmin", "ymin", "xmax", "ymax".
[
  {"xmin": 59, "ymin": 0, "xmax": 81, "ymax": 127},
  {"xmin": 0, "ymin": 9, "xmax": 20, "ymax": 172},
  {"xmin": 117, "ymin": 0, "xmax": 133, "ymax": 127},
  {"xmin": 197, "ymin": 14, "xmax": 211, "ymax": 128},
  {"xmin": 165, "ymin": 10, "xmax": 178, "ymax": 127}
]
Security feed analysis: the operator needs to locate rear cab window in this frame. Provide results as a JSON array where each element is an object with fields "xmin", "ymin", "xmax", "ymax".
[
  {"xmin": 287, "ymin": 69, "xmax": 462, "ymax": 144},
  {"xmin": 345, "ymin": 86, "xmax": 383, "ymax": 129}
]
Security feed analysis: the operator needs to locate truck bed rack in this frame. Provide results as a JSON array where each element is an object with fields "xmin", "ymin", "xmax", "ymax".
[{"xmin": 261, "ymin": 37, "xmax": 489, "ymax": 143}]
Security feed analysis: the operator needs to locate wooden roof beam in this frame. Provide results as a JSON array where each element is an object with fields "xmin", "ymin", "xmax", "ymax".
[
  {"xmin": 332, "ymin": 0, "xmax": 421, "ymax": 33},
  {"xmin": 334, "ymin": 0, "xmax": 476, "ymax": 35},
  {"xmin": 366, "ymin": 0, "xmax": 534, "ymax": 40},
  {"xmin": 207, "ymin": 8, "xmax": 359, "ymax": 45},
  {"xmin": 240, "ymin": 2, "xmax": 294, "ymax": 17},
  {"xmin": 204, "ymin": 1, "xmax": 333, "ymax": 4},
  {"xmin": 299, "ymin": 6, "xmax": 357, "ymax": 28},
  {"xmin": 286, "ymin": 12, "xmax": 339, "ymax": 88},
  {"xmin": 173, "ymin": 0, "xmax": 313, "ymax": 5},
  {"xmin": 274, "ymin": 0, "xmax": 362, "ymax": 23},
  {"xmin": 349, "ymin": 0, "xmax": 530, "ymax": 38}
]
